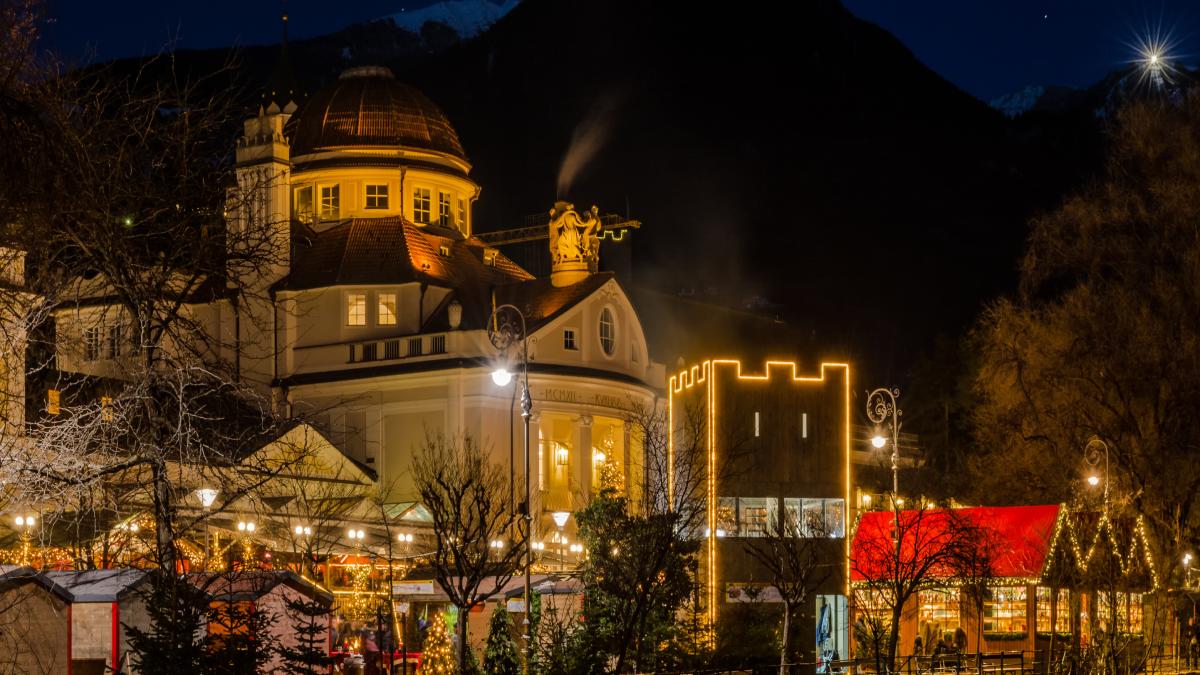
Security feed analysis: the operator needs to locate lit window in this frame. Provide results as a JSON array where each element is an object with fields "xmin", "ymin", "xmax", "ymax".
[
  {"xmin": 802, "ymin": 412, "xmax": 808, "ymax": 438},
  {"xmin": 378, "ymin": 293, "xmax": 397, "ymax": 325},
  {"xmin": 413, "ymin": 188, "xmax": 431, "ymax": 223},
  {"xmin": 984, "ymin": 587, "xmax": 1028, "ymax": 634},
  {"xmin": 346, "ymin": 293, "xmax": 366, "ymax": 326},
  {"xmin": 564, "ymin": 329, "xmax": 577, "ymax": 351},
  {"xmin": 754, "ymin": 411, "xmax": 760, "ymax": 437},
  {"xmin": 1128, "ymin": 592, "xmax": 1143, "ymax": 633},
  {"xmin": 854, "ymin": 588, "xmax": 893, "ymax": 629},
  {"xmin": 788, "ymin": 498, "xmax": 845, "ymax": 538},
  {"xmin": 598, "ymin": 308, "xmax": 615, "ymax": 356},
  {"xmin": 100, "ymin": 396, "xmax": 113, "ymax": 422},
  {"xmin": 365, "ymin": 184, "xmax": 389, "ymax": 209},
  {"xmin": 1095, "ymin": 591, "xmax": 1135, "ymax": 633},
  {"xmin": 457, "ymin": 198, "xmax": 466, "ymax": 226},
  {"xmin": 294, "ymin": 186, "xmax": 314, "ymax": 223},
  {"xmin": 319, "ymin": 185, "xmax": 340, "ymax": 220},
  {"xmin": 716, "ymin": 497, "xmax": 738, "ymax": 537},
  {"xmin": 737, "ymin": 497, "xmax": 771, "ymax": 537},
  {"xmin": 918, "ymin": 589, "xmax": 961, "ymax": 633},
  {"xmin": 47, "ymin": 389, "xmax": 60, "ymax": 415},
  {"xmin": 438, "ymin": 192, "xmax": 452, "ymax": 226},
  {"xmin": 1035, "ymin": 587, "xmax": 1070, "ymax": 633}
]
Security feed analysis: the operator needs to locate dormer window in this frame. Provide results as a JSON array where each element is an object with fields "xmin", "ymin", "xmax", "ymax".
[
  {"xmin": 599, "ymin": 307, "xmax": 615, "ymax": 356},
  {"xmin": 319, "ymin": 185, "xmax": 340, "ymax": 220},
  {"xmin": 378, "ymin": 292, "xmax": 397, "ymax": 325},
  {"xmin": 439, "ymin": 244, "xmax": 451, "ymax": 257},
  {"xmin": 346, "ymin": 292, "xmax": 367, "ymax": 326},
  {"xmin": 438, "ymin": 191, "xmax": 452, "ymax": 226},
  {"xmin": 365, "ymin": 184, "xmax": 389, "ymax": 210},
  {"xmin": 294, "ymin": 186, "xmax": 314, "ymax": 223},
  {"xmin": 564, "ymin": 329, "xmax": 577, "ymax": 351},
  {"xmin": 483, "ymin": 248, "xmax": 498, "ymax": 266},
  {"xmin": 413, "ymin": 188, "xmax": 431, "ymax": 223}
]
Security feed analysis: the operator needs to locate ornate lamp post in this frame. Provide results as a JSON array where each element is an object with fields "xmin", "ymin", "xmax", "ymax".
[
  {"xmin": 866, "ymin": 387, "xmax": 902, "ymax": 508},
  {"xmin": 488, "ymin": 303, "xmax": 534, "ymax": 666}
]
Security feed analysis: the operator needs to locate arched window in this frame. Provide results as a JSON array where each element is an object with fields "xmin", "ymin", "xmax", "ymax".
[{"xmin": 599, "ymin": 307, "xmax": 615, "ymax": 356}]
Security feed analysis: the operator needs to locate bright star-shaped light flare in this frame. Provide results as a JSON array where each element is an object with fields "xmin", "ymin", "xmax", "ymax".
[{"xmin": 1127, "ymin": 20, "xmax": 1183, "ymax": 92}]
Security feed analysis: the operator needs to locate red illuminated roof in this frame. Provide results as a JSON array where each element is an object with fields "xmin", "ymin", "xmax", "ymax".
[{"xmin": 851, "ymin": 504, "xmax": 1060, "ymax": 582}]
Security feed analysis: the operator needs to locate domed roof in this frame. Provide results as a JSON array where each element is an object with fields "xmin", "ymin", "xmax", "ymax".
[{"xmin": 289, "ymin": 66, "xmax": 465, "ymax": 159}]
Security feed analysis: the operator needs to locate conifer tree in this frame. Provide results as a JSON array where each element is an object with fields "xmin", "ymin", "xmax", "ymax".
[
  {"xmin": 483, "ymin": 605, "xmax": 520, "ymax": 675},
  {"xmin": 123, "ymin": 571, "xmax": 209, "ymax": 674},
  {"xmin": 278, "ymin": 596, "xmax": 333, "ymax": 675},
  {"xmin": 423, "ymin": 613, "xmax": 457, "ymax": 675},
  {"xmin": 202, "ymin": 592, "xmax": 278, "ymax": 674}
]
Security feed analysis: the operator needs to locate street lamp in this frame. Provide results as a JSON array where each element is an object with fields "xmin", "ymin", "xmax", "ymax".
[
  {"xmin": 866, "ymin": 387, "xmax": 902, "ymax": 507},
  {"xmin": 488, "ymin": 302, "xmax": 534, "ymax": 661},
  {"xmin": 237, "ymin": 520, "xmax": 256, "ymax": 566},
  {"xmin": 1083, "ymin": 436, "xmax": 1110, "ymax": 505}
]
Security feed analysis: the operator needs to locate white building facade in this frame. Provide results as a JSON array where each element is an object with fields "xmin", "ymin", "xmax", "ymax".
[{"xmin": 204, "ymin": 66, "xmax": 660, "ymax": 544}]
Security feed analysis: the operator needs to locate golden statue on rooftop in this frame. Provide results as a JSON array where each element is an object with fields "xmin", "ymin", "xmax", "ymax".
[{"xmin": 548, "ymin": 201, "xmax": 601, "ymax": 287}]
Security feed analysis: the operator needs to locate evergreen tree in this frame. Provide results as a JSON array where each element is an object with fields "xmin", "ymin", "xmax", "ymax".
[
  {"xmin": 277, "ymin": 596, "xmax": 333, "ymax": 675},
  {"xmin": 483, "ymin": 605, "xmax": 520, "ymax": 675},
  {"xmin": 422, "ymin": 613, "xmax": 457, "ymax": 675},
  {"xmin": 123, "ymin": 571, "xmax": 209, "ymax": 674},
  {"xmin": 202, "ymin": 592, "xmax": 278, "ymax": 674}
]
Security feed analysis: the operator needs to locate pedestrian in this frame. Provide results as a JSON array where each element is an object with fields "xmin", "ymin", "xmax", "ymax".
[
  {"xmin": 954, "ymin": 626, "xmax": 968, "ymax": 653},
  {"xmin": 913, "ymin": 635, "xmax": 923, "ymax": 656},
  {"xmin": 362, "ymin": 626, "xmax": 381, "ymax": 675},
  {"xmin": 1189, "ymin": 617, "xmax": 1200, "ymax": 668}
]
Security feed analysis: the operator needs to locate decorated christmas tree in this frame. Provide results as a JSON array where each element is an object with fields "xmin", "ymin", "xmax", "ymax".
[
  {"xmin": 483, "ymin": 604, "xmax": 520, "ymax": 675},
  {"xmin": 422, "ymin": 612, "xmax": 457, "ymax": 675}
]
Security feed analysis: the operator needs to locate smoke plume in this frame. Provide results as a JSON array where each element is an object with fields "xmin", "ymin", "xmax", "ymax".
[{"xmin": 557, "ymin": 88, "xmax": 628, "ymax": 198}]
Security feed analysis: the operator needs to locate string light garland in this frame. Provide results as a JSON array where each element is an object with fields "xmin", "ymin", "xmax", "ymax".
[{"xmin": 852, "ymin": 504, "xmax": 1161, "ymax": 592}]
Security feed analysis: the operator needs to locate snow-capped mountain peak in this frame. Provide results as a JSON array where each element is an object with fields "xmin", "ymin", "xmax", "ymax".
[{"xmin": 384, "ymin": 0, "xmax": 520, "ymax": 38}]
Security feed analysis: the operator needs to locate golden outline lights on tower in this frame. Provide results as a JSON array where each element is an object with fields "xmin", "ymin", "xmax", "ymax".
[{"xmin": 666, "ymin": 359, "xmax": 852, "ymax": 632}]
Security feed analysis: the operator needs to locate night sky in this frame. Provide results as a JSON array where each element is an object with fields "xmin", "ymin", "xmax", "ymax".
[{"xmin": 40, "ymin": 0, "xmax": 1200, "ymax": 101}]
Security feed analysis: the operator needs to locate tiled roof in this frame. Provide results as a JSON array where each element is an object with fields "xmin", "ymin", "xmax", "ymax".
[
  {"xmin": 281, "ymin": 217, "xmax": 533, "ymax": 292},
  {"xmin": 288, "ymin": 67, "xmax": 465, "ymax": 159},
  {"xmin": 494, "ymin": 273, "xmax": 614, "ymax": 331}
]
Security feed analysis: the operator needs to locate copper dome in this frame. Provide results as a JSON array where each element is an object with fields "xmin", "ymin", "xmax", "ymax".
[{"xmin": 289, "ymin": 66, "xmax": 465, "ymax": 159}]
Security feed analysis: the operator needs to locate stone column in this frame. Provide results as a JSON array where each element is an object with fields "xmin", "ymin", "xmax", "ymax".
[
  {"xmin": 528, "ymin": 412, "xmax": 542, "ymax": 540},
  {"xmin": 576, "ymin": 415, "xmax": 593, "ymax": 502}
]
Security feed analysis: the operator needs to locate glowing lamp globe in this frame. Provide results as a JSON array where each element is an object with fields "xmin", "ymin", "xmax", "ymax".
[
  {"xmin": 551, "ymin": 511, "xmax": 570, "ymax": 528},
  {"xmin": 491, "ymin": 367, "xmax": 513, "ymax": 387},
  {"xmin": 1087, "ymin": 475, "xmax": 1100, "ymax": 487},
  {"xmin": 871, "ymin": 435, "xmax": 886, "ymax": 449},
  {"xmin": 196, "ymin": 488, "xmax": 219, "ymax": 509}
]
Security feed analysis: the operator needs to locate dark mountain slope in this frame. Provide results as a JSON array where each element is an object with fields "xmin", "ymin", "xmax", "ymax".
[
  {"xmin": 397, "ymin": 0, "xmax": 1088, "ymax": 377},
  {"xmin": 92, "ymin": 1, "xmax": 1096, "ymax": 379}
]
